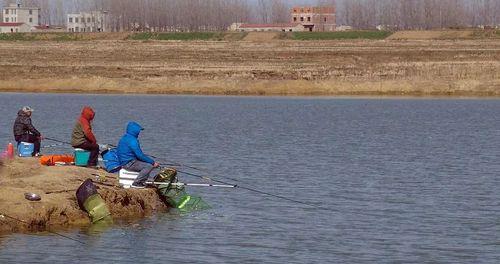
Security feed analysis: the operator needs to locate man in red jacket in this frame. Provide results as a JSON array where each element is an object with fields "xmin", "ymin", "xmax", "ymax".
[{"xmin": 71, "ymin": 106, "xmax": 99, "ymax": 167}]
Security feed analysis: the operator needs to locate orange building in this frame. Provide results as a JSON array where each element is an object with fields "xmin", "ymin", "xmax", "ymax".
[{"xmin": 291, "ymin": 6, "xmax": 336, "ymax": 32}]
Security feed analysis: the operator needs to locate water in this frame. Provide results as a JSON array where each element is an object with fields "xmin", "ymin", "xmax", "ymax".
[{"xmin": 0, "ymin": 93, "xmax": 499, "ymax": 263}]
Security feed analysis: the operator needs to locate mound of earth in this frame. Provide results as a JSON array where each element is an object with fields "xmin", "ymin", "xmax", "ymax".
[{"xmin": 0, "ymin": 158, "xmax": 168, "ymax": 234}]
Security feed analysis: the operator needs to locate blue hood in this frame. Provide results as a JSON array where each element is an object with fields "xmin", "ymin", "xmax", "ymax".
[{"xmin": 126, "ymin": 122, "xmax": 143, "ymax": 138}]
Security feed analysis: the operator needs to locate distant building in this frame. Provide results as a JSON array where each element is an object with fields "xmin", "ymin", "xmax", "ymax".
[
  {"xmin": 0, "ymin": 22, "xmax": 31, "ymax": 33},
  {"xmin": 1, "ymin": 3, "xmax": 40, "ymax": 33},
  {"xmin": 229, "ymin": 23, "xmax": 304, "ymax": 32},
  {"xmin": 229, "ymin": 5, "xmax": 336, "ymax": 32},
  {"xmin": 67, "ymin": 11, "xmax": 107, "ymax": 32},
  {"xmin": 336, "ymin": 25, "xmax": 353, "ymax": 31},
  {"xmin": 291, "ymin": 6, "xmax": 336, "ymax": 32}
]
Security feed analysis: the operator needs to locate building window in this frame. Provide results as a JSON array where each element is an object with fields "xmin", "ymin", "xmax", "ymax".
[
  {"xmin": 5, "ymin": 9, "xmax": 8, "ymax": 15},
  {"xmin": 307, "ymin": 17, "xmax": 311, "ymax": 22},
  {"xmin": 29, "ymin": 10, "xmax": 32, "ymax": 15},
  {"xmin": 87, "ymin": 18, "xmax": 91, "ymax": 23},
  {"xmin": 324, "ymin": 18, "xmax": 327, "ymax": 22},
  {"xmin": 29, "ymin": 18, "xmax": 32, "ymax": 23},
  {"xmin": 92, "ymin": 17, "xmax": 95, "ymax": 23},
  {"xmin": 293, "ymin": 17, "xmax": 297, "ymax": 22},
  {"xmin": 300, "ymin": 17, "xmax": 304, "ymax": 22},
  {"xmin": 76, "ymin": 27, "xmax": 79, "ymax": 31},
  {"xmin": 69, "ymin": 17, "xmax": 73, "ymax": 23},
  {"xmin": 76, "ymin": 18, "xmax": 79, "ymax": 23},
  {"xmin": 5, "ymin": 18, "xmax": 8, "ymax": 22}
]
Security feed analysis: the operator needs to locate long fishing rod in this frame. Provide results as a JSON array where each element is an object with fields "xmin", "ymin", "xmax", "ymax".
[
  {"xmin": 146, "ymin": 181, "xmax": 237, "ymax": 188},
  {"xmin": 0, "ymin": 212, "xmax": 86, "ymax": 244},
  {"xmin": 45, "ymin": 137, "xmax": 318, "ymax": 208},
  {"xmin": 176, "ymin": 170, "xmax": 320, "ymax": 208}
]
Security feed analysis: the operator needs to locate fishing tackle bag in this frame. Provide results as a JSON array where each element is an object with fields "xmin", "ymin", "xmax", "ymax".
[{"xmin": 101, "ymin": 148, "xmax": 121, "ymax": 173}]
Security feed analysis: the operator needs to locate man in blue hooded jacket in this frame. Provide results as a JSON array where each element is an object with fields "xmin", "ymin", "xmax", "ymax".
[{"xmin": 117, "ymin": 121, "xmax": 160, "ymax": 188}]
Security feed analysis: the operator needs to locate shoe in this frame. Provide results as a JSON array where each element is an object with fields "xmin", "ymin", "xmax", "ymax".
[
  {"xmin": 131, "ymin": 183, "xmax": 146, "ymax": 189},
  {"xmin": 33, "ymin": 153, "xmax": 42, "ymax": 157}
]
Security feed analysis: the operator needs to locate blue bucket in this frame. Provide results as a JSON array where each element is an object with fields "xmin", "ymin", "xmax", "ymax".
[
  {"xmin": 74, "ymin": 149, "xmax": 91, "ymax": 166},
  {"xmin": 18, "ymin": 142, "xmax": 34, "ymax": 157}
]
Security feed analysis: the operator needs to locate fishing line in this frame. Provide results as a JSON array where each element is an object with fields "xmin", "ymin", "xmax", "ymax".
[
  {"xmin": 0, "ymin": 212, "xmax": 87, "ymax": 244},
  {"xmin": 45, "ymin": 137, "xmax": 320, "ymax": 208},
  {"xmin": 176, "ymin": 170, "xmax": 321, "ymax": 208}
]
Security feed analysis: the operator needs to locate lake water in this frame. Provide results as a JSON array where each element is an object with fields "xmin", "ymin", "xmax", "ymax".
[{"xmin": 0, "ymin": 93, "xmax": 499, "ymax": 263}]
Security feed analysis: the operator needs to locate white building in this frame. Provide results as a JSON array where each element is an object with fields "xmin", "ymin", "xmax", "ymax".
[
  {"xmin": 67, "ymin": 11, "xmax": 107, "ymax": 32},
  {"xmin": 1, "ymin": 3, "xmax": 40, "ymax": 32},
  {"xmin": 229, "ymin": 23, "xmax": 304, "ymax": 32},
  {"xmin": 0, "ymin": 22, "xmax": 31, "ymax": 33}
]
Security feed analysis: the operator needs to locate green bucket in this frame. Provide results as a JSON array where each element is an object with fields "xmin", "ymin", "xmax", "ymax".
[
  {"xmin": 74, "ymin": 149, "xmax": 91, "ymax": 166},
  {"xmin": 83, "ymin": 194, "xmax": 111, "ymax": 223}
]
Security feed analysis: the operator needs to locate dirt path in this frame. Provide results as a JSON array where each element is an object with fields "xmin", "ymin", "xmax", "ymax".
[{"xmin": 243, "ymin": 32, "xmax": 279, "ymax": 42}]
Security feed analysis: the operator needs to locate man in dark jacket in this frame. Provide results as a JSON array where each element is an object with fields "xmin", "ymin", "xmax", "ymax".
[
  {"xmin": 117, "ymin": 121, "xmax": 160, "ymax": 188},
  {"xmin": 13, "ymin": 106, "xmax": 42, "ymax": 156},
  {"xmin": 71, "ymin": 106, "xmax": 99, "ymax": 167}
]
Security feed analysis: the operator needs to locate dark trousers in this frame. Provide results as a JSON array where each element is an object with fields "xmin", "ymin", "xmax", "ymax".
[
  {"xmin": 15, "ymin": 134, "xmax": 41, "ymax": 156},
  {"xmin": 74, "ymin": 140, "xmax": 99, "ymax": 166}
]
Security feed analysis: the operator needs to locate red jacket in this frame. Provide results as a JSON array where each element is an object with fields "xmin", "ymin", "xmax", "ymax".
[{"xmin": 80, "ymin": 106, "xmax": 96, "ymax": 143}]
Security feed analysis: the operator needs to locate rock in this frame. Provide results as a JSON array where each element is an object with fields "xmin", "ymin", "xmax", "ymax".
[{"xmin": 0, "ymin": 158, "xmax": 168, "ymax": 234}]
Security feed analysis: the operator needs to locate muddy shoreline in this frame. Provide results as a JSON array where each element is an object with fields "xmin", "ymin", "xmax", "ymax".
[
  {"xmin": 0, "ymin": 39, "xmax": 499, "ymax": 97},
  {"xmin": 0, "ymin": 158, "xmax": 168, "ymax": 234}
]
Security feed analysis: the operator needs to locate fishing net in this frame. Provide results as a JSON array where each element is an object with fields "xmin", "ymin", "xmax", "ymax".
[
  {"xmin": 76, "ymin": 179, "xmax": 111, "ymax": 223},
  {"xmin": 155, "ymin": 168, "xmax": 211, "ymax": 212}
]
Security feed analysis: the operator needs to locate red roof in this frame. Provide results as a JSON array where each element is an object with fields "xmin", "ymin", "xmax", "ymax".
[
  {"xmin": 0, "ymin": 22, "xmax": 24, "ymax": 27},
  {"xmin": 240, "ymin": 23, "xmax": 300, "ymax": 28}
]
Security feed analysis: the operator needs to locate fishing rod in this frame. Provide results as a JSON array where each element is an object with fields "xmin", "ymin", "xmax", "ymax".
[
  {"xmin": 45, "ymin": 137, "xmax": 318, "ymax": 208},
  {"xmin": 146, "ymin": 181, "xmax": 237, "ymax": 188},
  {"xmin": 176, "ymin": 170, "xmax": 320, "ymax": 208},
  {"xmin": 0, "ymin": 212, "xmax": 86, "ymax": 245}
]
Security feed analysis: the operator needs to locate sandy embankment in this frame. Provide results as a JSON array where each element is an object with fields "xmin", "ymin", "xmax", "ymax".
[
  {"xmin": 0, "ymin": 158, "xmax": 167, "ymax": 234},
  {"xmin": 0, "ymin": 39, "xmax": 499, "ymax": 96}
]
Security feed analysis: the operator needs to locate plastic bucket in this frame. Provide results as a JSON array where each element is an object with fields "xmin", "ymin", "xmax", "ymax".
[{"xmin": 74, "ymin": 148, "xmax": 91, "ymax": 166}]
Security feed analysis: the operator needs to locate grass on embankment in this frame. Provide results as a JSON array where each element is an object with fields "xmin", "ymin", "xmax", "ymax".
[
  {"xmin": 283, "ymin": 31, "xmax": 393, "ymax": 40},
  {"xmin": 128, "ymin": 32, "xmax": 247, "ymax": 41}
]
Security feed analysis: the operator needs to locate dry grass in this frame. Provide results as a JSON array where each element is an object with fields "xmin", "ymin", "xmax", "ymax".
[{"xmin": 0, "ymin": 39, "xmax": 499, "ymax": 96}]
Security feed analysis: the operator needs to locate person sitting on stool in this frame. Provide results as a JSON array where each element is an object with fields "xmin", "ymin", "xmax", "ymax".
[
  {"xmin": 13, "ymin": 106, "xmax": 43, "ymax": 156},
  {"xmin": 117, "ymin": 121, "xmax": 160, "ymax": 188},
  {"xmin": 71, "ymin": 106, "xmax": 99, "ymax": 167}
]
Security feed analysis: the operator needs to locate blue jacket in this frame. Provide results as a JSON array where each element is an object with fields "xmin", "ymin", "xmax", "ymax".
[{"xmin": 117, "ymin": 122, "xmax": 155, "ymax": 166}]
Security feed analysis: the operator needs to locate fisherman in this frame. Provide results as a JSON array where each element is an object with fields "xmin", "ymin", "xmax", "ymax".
[
  {"xmin": 71, "ymin": 106, "xmax": 99, "ymax": 167},
  {"xmin": 117, "ymin": 121, "xmax": 160, "ymax": 188},
  {"xmin": 13, "ymin": 106, "xmax": 43, "ymax": 156}
]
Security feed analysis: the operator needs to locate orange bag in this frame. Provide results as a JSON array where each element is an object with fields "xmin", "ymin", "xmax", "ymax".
[{"xmin": 40, "ymin": 155, "xmax": 75, "ymax": 166}]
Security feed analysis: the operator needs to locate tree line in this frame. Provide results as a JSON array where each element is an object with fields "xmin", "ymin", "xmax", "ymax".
[
  {"xmin": 0, "ymin": 0, "xmax": 498, "ymax": 31},
  {"xmin": 337, "ymin": 0, "xmax": 500, "ymax": 30}
]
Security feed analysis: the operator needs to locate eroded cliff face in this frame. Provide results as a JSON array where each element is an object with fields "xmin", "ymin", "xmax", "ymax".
[
  {"xmin": 0, "ymin": 158, "xmax": 168, "ymax": 234},
  {"xmin": 0, "ymin": 39, "xmax": 499, "ymax": 96}
]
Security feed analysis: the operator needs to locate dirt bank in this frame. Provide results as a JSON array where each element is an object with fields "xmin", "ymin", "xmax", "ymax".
[
  {"xmin": 0, "ymin": 158, "xmax": 168, "ymax": 234},
  {"xmin": 0, "ymin": 39, "xmax": 499, "ymax": 96}
]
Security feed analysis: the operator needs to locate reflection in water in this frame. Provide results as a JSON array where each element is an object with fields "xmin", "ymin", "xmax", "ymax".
[{"xmin": 83, "ymin": 217, "xmax": 114, "ymax": 236}]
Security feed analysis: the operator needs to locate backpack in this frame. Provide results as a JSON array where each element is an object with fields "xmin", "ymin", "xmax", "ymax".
[{"xmin": 100, "ymin": 148, "xmax": 121, "ymax": 173}]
